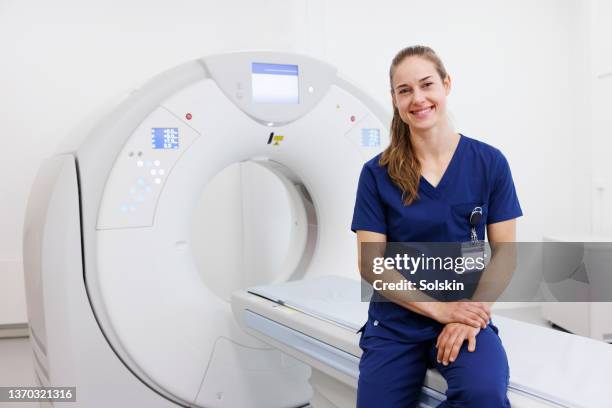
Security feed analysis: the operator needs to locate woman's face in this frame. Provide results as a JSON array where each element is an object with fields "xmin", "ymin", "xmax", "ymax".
[{"xmin": 391, "ymin": 56, "xmax": 451, "ymax": 132}]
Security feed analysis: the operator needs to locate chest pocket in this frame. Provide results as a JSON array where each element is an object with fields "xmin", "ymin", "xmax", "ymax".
[{"xmin": 451, "ymin": 202, "xmax": 488, "ymax": 241}]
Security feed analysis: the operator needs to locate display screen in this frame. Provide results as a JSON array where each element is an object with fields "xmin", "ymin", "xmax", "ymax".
[
  {"xmin": 251, "ymin": 63, "xmax": 299, "ymax": 104},
  {"xmin": 151, "ymin": 128, "xmax": 179, "ymax": 149}
]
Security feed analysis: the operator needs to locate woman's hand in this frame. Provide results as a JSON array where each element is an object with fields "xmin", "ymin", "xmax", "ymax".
[
  {"xmin": 436, "ymin": 322, "xmax": 480, "ymax": 366},
  {"xmin": 434, "ymin": 301, "xmax": 491, "ymax": 329}
]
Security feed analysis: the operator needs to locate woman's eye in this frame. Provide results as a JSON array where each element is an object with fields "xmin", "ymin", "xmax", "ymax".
[
  {"xmin": 423, "ymin": 82, "xmax": 433, "ymax": 88},
  {"xmin": 399, "ymin": 88, "xmax": 412, "ymax": 94}
]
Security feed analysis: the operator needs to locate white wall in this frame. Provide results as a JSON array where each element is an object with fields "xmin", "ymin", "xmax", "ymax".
[
  {"xmin": 588, "ymin": 0, "xmax": 612, "ymax": 235},
  {"xmin": 1, "ymin": 0, "xmax": 607, "ymax": 324}
]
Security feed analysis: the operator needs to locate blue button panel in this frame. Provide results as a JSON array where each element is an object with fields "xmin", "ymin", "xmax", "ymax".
[
  {"xmin": 361, "ymin": 128, "xmax": 381, "ymax": 147},
  {"xmin": 151, "ymin": 128, "xmax": 179, "ymax": 149}
]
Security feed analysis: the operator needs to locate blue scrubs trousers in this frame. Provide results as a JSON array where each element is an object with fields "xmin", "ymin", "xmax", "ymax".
[{"xmin": 357, "ymin": 319, "xmax": 511, "ymax": 408}]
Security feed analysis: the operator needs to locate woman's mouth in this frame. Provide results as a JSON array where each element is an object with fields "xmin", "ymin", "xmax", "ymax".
[{"xmin": 409, "ymin": 105, "xmax": 435, "ymax": 119}]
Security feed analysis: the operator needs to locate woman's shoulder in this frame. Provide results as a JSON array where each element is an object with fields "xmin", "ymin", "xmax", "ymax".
[
  {"xmin": 363, "ymin": 152, "xmax": 386, "ymax": 171},
  {"xmin": 461, "ymin": 134, "xmax": 507, "ymax": 162},
  {"xmin": 460, "ymin": 134, "xmax": 515, "ymax": 185}
]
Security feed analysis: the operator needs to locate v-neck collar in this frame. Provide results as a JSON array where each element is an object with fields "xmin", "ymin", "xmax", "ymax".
[{"xmin": 419, "ymin": 133, "xmax": 465, "ymax": 197}]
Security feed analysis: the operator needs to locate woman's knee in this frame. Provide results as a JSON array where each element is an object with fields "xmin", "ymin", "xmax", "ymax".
[
  {"xmin": 439, "ymin": 328, "xmax": 510, "ymax": 407},
  {"xmin": 455, "ymin": 378, "xmax": 510, "ymax": 407}
]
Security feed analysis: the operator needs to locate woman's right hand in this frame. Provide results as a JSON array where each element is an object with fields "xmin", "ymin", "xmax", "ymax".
[{"xmin": 434, "ymin": 301, "xmax": 491, "ymax": 329}]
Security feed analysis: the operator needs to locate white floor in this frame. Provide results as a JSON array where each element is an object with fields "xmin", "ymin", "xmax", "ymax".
[
  {"xmin": 0, "ymin": 305, "xmax": 581, "ymax": 408},
  {"xmin": 0, "ymin": 336, "xmax": 38, "ymax": 408}
]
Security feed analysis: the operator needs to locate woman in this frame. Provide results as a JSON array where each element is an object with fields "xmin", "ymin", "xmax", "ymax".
[{"xmin": 351, "ymin": 46, "xmax": 522, "ymax": 407}]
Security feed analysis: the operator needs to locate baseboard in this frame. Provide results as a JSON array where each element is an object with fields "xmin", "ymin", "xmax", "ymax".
[{"xmin": 0, "ymin": 323, "xmax": 29, "ymax": 338}]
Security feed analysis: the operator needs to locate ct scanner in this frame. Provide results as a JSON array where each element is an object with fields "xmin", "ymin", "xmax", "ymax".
[
  {"xmin": 23, "ymin": 51, "xmax": 388, "ymax": 407},
  {"xmin": 22, "ymin": 51, "xmax": 612, "ymax": 408}
]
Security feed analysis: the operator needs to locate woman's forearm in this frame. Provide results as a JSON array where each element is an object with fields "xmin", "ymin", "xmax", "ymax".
[
  {"xmin": 471, "ymin": 243, "xmax": 517, "ymax": 303},
  {"xmin": 360, "ymin": 266, "xmax": 444, "ymax": 321}
]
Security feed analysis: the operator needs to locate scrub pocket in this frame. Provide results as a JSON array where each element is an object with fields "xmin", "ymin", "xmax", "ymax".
[{"xmin": 451, "ymin": 202, "xmax": 488, "ymax": 237}]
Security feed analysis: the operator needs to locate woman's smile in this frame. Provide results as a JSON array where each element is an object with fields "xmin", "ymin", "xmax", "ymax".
[{"xmin": 409, "ymin": 104, "xmax": 435, "ymax": 120}]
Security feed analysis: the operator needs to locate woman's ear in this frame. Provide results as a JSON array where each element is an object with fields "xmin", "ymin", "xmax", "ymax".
[{"xmin": 444, "ymin": 75, "xmax": 452, "ymax": 96}]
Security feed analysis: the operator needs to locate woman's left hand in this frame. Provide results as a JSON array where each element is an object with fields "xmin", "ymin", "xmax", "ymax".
[{"xmin": 435, "ymin": 322, "xmax": 481, "ymax": 366}]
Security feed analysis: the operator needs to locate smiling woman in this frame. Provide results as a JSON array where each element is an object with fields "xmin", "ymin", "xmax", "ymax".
[
  {"xmin": 380, "ymin": 46, "xmax": 452, "ymax": 204},
  {"xmin": 352, "ymin": 45, "xmax": 523, "ymax": 408}
]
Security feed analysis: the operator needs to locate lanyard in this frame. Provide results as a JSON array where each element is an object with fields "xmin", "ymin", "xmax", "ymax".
[{"xmin": 469, "ymin": 207, "xmax": 483, "ymax": 243}]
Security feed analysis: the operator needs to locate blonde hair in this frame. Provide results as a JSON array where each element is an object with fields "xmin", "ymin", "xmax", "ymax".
[{"xmin": 379, "ymin": 45, "xmax": 448, "ymax": 205}]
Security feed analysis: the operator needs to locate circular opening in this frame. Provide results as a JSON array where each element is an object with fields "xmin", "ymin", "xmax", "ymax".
[{"xmin": 190, "ymin": 160, "xmax": 316, "ymax": 301}]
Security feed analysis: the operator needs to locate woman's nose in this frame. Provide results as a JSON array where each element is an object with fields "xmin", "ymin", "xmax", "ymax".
[{"xmin": 412, "ymin": 89, "xmax": 426, "ymax": 103}]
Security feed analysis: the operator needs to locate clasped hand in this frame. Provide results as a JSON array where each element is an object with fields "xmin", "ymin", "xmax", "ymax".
[
  {"xmin": 435, "ymin": 322, "xmax": 480, "ymax": 366},
  {"xmin": 435, "ymin": 301, "xmax": 491, "ymax": 366}
]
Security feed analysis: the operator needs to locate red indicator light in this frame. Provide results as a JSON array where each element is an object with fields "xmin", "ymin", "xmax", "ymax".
[
  {"xmin": 186, "ymin": 113, "xmax": 193, "ymax": 120},
  {"xmin": 350, "ymin": 115, "xmax": 356, "ymax": 122}
]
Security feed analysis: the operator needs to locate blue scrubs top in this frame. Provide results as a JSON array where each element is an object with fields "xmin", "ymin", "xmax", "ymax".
[{"xmin": 351, "ymin": 134, "xmax": 522, "ymax": 340}]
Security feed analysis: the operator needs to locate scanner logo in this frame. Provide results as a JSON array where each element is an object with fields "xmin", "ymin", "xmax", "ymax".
[{"xmin": 266, "ymin": 132, "xmax": 284, "ymax": 146}]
